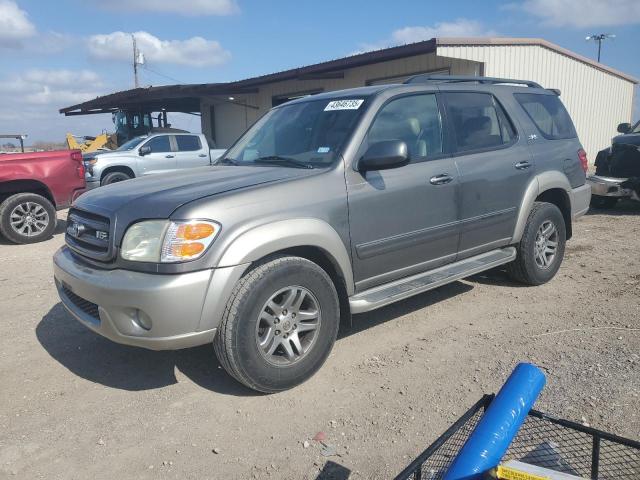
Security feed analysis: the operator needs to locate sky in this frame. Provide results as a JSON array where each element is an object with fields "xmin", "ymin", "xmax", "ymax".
[{"xmin": 1, "ymin": 0, "xmax": 639, "ymax": 143}]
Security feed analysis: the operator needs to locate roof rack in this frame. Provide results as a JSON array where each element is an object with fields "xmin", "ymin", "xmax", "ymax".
[{"xmin": 403, "ymin": 74, "xmax": 543, "ymax": 89}]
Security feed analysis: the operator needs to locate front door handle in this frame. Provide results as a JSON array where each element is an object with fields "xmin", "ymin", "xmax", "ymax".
[
  {"xmin": 515, "ymin": 161, "xmax": 532, "ymax": 170},
  {"xmin": 165, "ymin": 154, "xmax": 175, "ymax": 158},
  {"xmin": 430, "ymin": 173, "xmax": 453, "ymax": 185},
  {"xmin": 198, "ymin": 154, "xmax": 207, "ymax": 157}
]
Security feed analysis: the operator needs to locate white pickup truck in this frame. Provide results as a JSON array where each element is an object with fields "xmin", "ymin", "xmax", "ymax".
[{"xmin": 83, "ymin": 133, "xmax": 226, "ymax": 189}]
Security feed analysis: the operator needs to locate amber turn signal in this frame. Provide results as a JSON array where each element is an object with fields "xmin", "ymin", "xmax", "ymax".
[{"xmin": 176, "ymin": 223, "xmax": 216, "ymax": 241}]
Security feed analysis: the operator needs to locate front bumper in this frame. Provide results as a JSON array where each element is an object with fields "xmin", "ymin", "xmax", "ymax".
[
  {"xmin": 85, "ymin": 179, "xmax": 100, "ymax": 190},
  {"xmin": 570, "ymin": 183, "xmax": 591, "ymax": 219},
  {"xmin": 586, "ymin": 175, "xmax": 632, "ymax": 198},
  {"xmin": 53, "ymin": 246, "xmax": 247, "ymax": 350}
]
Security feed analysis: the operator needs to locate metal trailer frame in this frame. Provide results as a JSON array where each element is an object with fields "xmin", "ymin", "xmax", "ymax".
[{"xmin": 396, "ymin": 395, "xmax": 640, "ymax": 480}]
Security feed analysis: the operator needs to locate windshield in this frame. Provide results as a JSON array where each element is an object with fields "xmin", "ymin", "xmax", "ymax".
[
  {"xmin": 117, "ymin": 136, "xmax": 147, "ymax": 151},
  {"xmin": 632, "ymin": 121, "xmax": 640, "ymax": 134},
  {"xmin": 223, "ymin": 98, "xmax": 368, "ymax": 168}
]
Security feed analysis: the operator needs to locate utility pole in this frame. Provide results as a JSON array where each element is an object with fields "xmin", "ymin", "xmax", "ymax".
[
  {"xmin": 131, "ymin": 33, "xmax": 141, "ymax": 88},
  {"xmin": 585, "ymin": 34, "xmax": 615, "ymax": 62}
]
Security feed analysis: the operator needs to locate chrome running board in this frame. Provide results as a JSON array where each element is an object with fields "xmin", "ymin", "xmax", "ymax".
[{"xmin": 349, "ymin": 247, "xmax": 516, "ymax": 314}]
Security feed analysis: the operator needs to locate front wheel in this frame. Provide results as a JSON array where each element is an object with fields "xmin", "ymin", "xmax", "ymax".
[
  {"xmin": 507, "ymin": 202, "xmax": 566, "ymax": 286},
  {"xmin": 214, "ymin": 255, "xmax": 340, "ymax": 393},
  {"xmin": 0, "ymin": 192, "xmax": 56, "ymax": 244},
  {"xmin": 101, "ymin": 171, "xmax": 131, "ymax": 186}
]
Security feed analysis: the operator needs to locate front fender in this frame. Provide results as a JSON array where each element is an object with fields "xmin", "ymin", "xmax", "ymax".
[
  {"xmin": 217, "ymin": 218, "xmax": 354, "ymax": 295},
  {"xmin": 511, "ymin": 171, "xmax": 571, "ymax": 243}
]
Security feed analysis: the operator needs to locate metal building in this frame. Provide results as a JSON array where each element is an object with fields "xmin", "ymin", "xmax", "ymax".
[{"xmin": 61, "ymin": 37, "xmax": 637, "ymax": 162}]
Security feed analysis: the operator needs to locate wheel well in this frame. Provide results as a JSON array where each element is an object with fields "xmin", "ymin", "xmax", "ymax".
[
  {"xmin": 101, "ymin": 166, "xmax": 135, "ymax": 182},
  {"xmin": 270, "ymin": 246, "xmax": 352, "ymax": 328},
  {"xmin": 536, "ymin": 188, "xmax": 572, "ymax": 239},
  {"xmin": 0, "ymin": 180, "xmax": 55, "ymax": 206}
]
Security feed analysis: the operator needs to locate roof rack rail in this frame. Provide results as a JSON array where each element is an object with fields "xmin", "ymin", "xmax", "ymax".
[{"xmin": 403, "ymin": 74, "xmax": 543, "ymax": 89}]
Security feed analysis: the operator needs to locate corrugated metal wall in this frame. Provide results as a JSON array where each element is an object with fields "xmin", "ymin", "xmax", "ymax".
[{"xmin": 437, "ymin": 44, "xmax": 636, "ymax": 163}]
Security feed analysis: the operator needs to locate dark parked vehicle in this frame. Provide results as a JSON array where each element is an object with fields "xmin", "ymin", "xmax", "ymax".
[
  {"xmin": 589, "ymin": 120, "xmax": 640, "ymax": 208},
  {"xmin": 0, "ymin": 149, "xmax": 85, "ymax": 243},
  {"xmin": 54, "ymin": 76, "xmax": 590, "ymax": 392}
]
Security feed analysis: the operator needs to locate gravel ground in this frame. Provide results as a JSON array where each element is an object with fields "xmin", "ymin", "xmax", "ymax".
[{"xmin": 0, "ymin": 202, "xmax": 638, "ymax": 479}]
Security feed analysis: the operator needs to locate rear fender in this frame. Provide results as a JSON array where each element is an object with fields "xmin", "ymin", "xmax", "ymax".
[{"xmin": 511, "ymin": 171, "xmax": 571, "ymax": 243}]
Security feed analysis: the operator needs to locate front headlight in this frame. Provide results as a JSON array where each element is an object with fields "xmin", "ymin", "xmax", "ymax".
[{"xmin": 120, "ymin": 220, "xmax": 220, "ymax": 263}]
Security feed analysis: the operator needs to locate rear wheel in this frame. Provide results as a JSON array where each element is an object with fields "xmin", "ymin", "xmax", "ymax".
[
  {"xmin": 214, "ymin": 255, "xmax": 340, "ymax": 393},
  {"xmin": 590, "ymin": 195, "xmax": 618, "ymax": 209},
  {"xmin": 507, "ymin": 202, "xmax": 566, "ymax": 286},
  {"xmin": 101, "ymin": 171, "xmax": 131, "ymax": 186},
  {"xmin": 0, "ymin": 192, "xmax": 56, "ymax": 244}
]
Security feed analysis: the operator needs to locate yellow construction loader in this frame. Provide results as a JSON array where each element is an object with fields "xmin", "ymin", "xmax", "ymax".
[{"xmin": 66, "ymin": 132, "xmax": 118, "ymax": 153}]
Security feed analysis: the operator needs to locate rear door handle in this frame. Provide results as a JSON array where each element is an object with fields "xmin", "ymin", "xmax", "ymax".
[
  {"xmin": 515, "ymin": 161, "xmax": 532, "ymax": 170},
  {"xmin": 430, "ymin": 173, "xmax": 453, "ymax": 185},
  {"xmin": 165, "ymin": 154, "xmax": 175, "ymax": 158}
]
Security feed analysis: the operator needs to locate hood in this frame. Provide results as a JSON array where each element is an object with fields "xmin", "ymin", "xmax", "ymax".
[
  {"xmin": 74, "ymin": 165, "xmax": 317, "ymax": 223},
  {"xmin": 613, "ymin": 132, "xmax": 640, "ymax": 147},
  {"xmin": 83, "ymin": 149, "xmax": 132, "ymax": 161}
]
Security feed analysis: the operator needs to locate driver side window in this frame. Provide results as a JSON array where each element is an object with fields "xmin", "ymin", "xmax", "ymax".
[
  {"xmin": 144, "ymin": 136, "xmax": 172, "ymax": 153},
  {"xmin": 367, "ymin": 94, "xmax": 443, "ymax": 162}
]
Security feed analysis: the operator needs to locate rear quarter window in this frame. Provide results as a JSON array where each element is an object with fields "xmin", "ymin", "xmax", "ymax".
[
  {"xmin": 176, "ymin": 135, "xmax": 202, "ymax": 151},
  {"xmin": 514, "ymin": 93, "xmax": 577, "ymax": 140}
]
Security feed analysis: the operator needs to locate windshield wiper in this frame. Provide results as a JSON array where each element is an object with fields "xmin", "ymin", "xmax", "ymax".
[{"xmin": 253, "ymin": 155, "xmax": 314, "ymax": 169}]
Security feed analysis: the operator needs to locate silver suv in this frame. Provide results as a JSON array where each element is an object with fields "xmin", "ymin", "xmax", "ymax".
[{"xmin": 54, "ymin": 76, "xmax": 591, "ymax": 392}]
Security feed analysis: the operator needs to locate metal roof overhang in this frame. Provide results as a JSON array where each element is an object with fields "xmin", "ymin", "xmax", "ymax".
[{"xmin": 60, "ymin": 39, "xmax": 438, "ymax": 116}]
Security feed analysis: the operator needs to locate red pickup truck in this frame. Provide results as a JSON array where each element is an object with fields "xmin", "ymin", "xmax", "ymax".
[{"xmin": 0, "ymin": 150, "xmax": 86, "ymax": 244}]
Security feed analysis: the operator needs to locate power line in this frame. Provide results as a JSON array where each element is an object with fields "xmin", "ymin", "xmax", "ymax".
[{"xmin": 140, "ymin": 64, "xmax": 183, "ymax": 85}]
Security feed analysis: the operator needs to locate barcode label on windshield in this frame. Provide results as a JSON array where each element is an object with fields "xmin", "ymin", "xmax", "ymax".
[{"xmin": 324, "ymin": 99, "xmax": 364, "ymax": 111}]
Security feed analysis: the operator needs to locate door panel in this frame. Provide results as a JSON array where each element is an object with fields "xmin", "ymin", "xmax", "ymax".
[
  {"xmin": 346, "ymin": 93, "xmax": 459, "ymax": 291},
  {"xmin": 174, "ymin": 135, "xmax": 210, "ymax": 169},
  {"xmin": 348, "ymin": 160, "xmax": 459, "ymax": 290},
  {"xmin": 140, "ymin": 135, "xmax": 176, "ymax": 175},
  {"xmin": 442, "ymin": 91, "xmax": 533, "ymax": 258}
]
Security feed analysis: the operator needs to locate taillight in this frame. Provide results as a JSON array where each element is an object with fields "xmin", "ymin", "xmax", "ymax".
[
  {"xmin": 70, "ymin": 150, "xmax": 85, "ymax": 178},
  {"xmin": 578, "ymin": 149, "xmax": 588, "ymax": 173}
]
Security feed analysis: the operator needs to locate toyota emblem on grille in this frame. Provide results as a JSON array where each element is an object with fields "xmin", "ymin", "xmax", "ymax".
[{"xmin": 67, "ymin": 222, "xmax": 86, "ymax": 237}]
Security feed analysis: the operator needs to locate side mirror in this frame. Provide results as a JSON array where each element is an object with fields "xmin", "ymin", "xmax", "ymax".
[
  {"xmin": 358, "ymin": 140, "xmax": 409, "ymax": 172},
  {"xmin": 139, "ymin": 145, "xmax": 151, "ymax": 156},
  {"xmin": 617, "ymin": 123, "xmax": 631, "ymax": 134}
]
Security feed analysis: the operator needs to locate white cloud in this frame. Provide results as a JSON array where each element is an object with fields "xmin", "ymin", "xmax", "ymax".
[
  {"xmin": 0, "ymin": 0, "xmax": 36, "ymax": 47},
  {"xmin": 94, "ymin": 0, "xmax": 239, "ymax": 16},
  {"xmin": 355, "ymin": 19, "xmax": 496, "ymax": 53},
  {"xmin": 517, "ymin": 0, "xmax": 640, "ymax": 28},
  {"xmin": 88, "ymin": 31, "xmax": 231, "ymax": 68},
  {"xmin": 0, "ymin": 69, "xmax": 110, "ymax": 141}
]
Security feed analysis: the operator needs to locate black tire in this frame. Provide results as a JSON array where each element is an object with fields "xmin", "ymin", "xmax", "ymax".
[
  {"xmin": 214, "ymin": 255, "xmax": 340, "ymax": 393},
  {"xmin": 101, "ymin": 171, "xmax": 132, "ymax": 186},
  {"xmin": 0, "ymin": 192, "xmax": 56, "ymax": 244},
  {"xmin": 507, "ymin": 202, "xmax": 566, "ymax": 286},
  {"xmin": 590, "ymin": 195, "xmax": 618, "ymax": 209}
]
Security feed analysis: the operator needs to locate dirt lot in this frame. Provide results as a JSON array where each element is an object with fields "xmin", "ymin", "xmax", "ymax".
[{"xmin": 1, "ymin": 203, "xmax": 639, "ymax": 480}]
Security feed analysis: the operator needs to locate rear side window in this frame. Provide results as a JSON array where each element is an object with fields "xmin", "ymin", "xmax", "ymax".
[
  {"xmin": 145, "ymin": 135, "xmax": 171, "ymax": 153},
  {"xmin": 514, "ymin": 93, "xmax": 577, "ymax": 140},
  {"xmin": 443, "ymin": 92, "xmax": 516, "ymax": 153},
  {"xmin": 176, "ymin": 135, "xmax": 202, "ymax": 151}
]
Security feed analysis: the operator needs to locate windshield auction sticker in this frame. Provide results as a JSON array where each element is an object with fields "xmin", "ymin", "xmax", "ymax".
[{"xmin": 324, "ymin": 99, "xmax": 364, "ymax": 111}]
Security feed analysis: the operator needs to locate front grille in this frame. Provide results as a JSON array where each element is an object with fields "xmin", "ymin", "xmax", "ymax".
[
  {"xmin": 61, "ymin": 284, "xmax": 100, "ymax": 321},
  {"xmin": 65, "ymin": 208, "xmax": 112, "ymax": 261}
]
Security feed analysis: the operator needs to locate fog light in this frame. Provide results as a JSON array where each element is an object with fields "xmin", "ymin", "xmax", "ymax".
[{"xmin": 134, "ymin": 309, "xmax": 152, "ymax": 331}]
